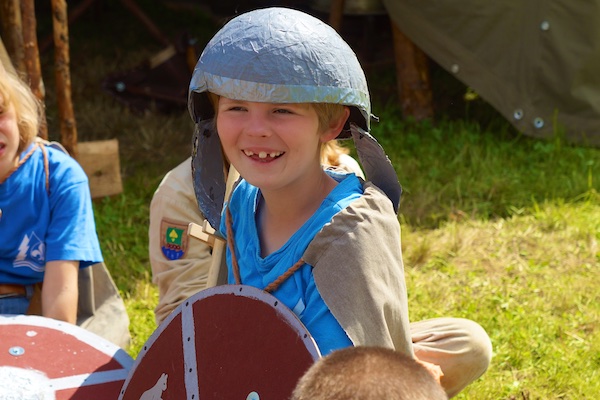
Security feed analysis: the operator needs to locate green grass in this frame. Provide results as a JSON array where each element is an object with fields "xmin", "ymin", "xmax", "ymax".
[
  {"xmin": 33, "ymin": 1, "xmax": 600, "ymax": 398},
  {"xmin": 402, "ymin": 200, "xmax": 600, "ymax": 399}
]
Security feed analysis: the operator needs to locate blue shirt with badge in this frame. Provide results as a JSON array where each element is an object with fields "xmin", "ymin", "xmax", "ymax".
[
  {"xmin": 0, "ymin": 143, "xmax": 103, "ymax": 285},
  {"xmin": 220, "ymin": 171, "xmax": 362, "ymax": 355}
]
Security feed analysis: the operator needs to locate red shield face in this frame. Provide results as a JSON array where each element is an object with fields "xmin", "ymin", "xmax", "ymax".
[
  {"xmin": 0, "ymin": 315, "xmax": 133, "ymax": 399},
  {"xmin": 119, "ymin": 285, "xmax": 321, "ymax": 400}
]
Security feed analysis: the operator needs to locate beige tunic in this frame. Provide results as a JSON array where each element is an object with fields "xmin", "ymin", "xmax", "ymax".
[{"xmin": 305, "ymin": 182, "xmax": 413, "ymax": 356}]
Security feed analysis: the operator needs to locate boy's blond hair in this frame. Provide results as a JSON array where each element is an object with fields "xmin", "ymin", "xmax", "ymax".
[
  {"xmin": 0, "ymin": 60, "xmax": 42, "ymax": 154},
  {"xmin": 311, "ymin": 102, "xmax": 347, "ymax": 134},
  {"xmin": 291, "ymin": 346, "xmax": 448, "ymax": 400},
  {"xmin": 311, "ymin": 103, "xmax": 350, "ymax": 167},
  {"xmin": 321, "ymin": 140, "xmax": 350, "ymax": 168}
]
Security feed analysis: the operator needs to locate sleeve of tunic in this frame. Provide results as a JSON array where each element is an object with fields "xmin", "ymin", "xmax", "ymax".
[{"xmin": 303, "ymin": 182, "xmax": 414, "ymax": 356}]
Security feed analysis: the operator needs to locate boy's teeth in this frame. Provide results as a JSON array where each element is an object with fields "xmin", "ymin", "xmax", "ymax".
[{"xmin": 244, "ymin": 150, "xmax": 282, "ymax": 158}]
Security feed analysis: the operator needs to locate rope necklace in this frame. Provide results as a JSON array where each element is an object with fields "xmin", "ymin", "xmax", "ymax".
[{"xmin": 225, "ymin": 205, "xmax": 306, "ymax": 293}]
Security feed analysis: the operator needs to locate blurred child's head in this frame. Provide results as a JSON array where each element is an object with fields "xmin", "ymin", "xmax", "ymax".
[
  {"xmin": 291, "ymin": 346, "xmax": 448, "ymax": 400},
  {"xmin": 0, "ymin": 60, "xmax": 41, "ymax": 154}
]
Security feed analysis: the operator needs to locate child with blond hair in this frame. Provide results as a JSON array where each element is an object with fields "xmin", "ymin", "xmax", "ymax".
[
  {"xmin": 0, "ymin": 57, "xmax": 102, "ymax": 323},
  {"xmin": 188, "ymin": 7, "xmax": 492, "ymax": 397}
]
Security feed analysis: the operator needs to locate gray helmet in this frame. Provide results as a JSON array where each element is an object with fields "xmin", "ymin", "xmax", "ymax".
[{"xmin": 189, "ymin": 7, "xmax": 401, "ymax": 230}]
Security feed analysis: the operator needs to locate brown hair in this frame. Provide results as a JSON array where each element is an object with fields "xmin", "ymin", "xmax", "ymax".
[
  {"xmin": 0, "ymin": 60, "xmax": 42, "ymax": 154},
  {"xmin": 291, "ymin": 346, "xmax": 448, "ymax": 400}
]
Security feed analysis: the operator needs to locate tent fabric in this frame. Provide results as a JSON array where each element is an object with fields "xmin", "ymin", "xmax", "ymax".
[{"xmin": 383, "ymin": 0, "xmax": 600, "ymax": 146}]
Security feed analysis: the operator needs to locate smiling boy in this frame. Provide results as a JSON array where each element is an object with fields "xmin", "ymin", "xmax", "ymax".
[{"xmin": 188, "ymin": 7, "xmax": 492, "ymax": 397}]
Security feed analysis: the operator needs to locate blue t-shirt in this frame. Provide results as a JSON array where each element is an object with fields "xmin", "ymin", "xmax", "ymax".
[
  {"xmin": 220, "ymin": 171, "xmax": 362, "ymax": 355},
  {"xmin": 0, "ymin": 144, "xmax": 103, "ymax": 285}
]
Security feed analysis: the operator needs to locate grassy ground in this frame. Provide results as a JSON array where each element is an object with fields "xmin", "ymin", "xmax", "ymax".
[{"xmin": 34, "ymin": 1, "xmax": 600, "ymax": 398}]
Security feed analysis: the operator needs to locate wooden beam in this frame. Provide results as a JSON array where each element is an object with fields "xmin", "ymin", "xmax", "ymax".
[
  {"xmin": 78, "ymin": 139, "xmax": 123, "ymax": 198},
  {"xmin": 51, "ymin": 0, "xmax": 78, "ymax": 156},
  {"xmin": 328, "ymin": 0, "xmax": 345, "ymax": 32},
  {"xmin": 391, "ymin": 20, "xmax": 433, "ymax": 121}
]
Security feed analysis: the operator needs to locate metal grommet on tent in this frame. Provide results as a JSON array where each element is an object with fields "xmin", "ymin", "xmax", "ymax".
[{"xmin": 513, "ymin": 109, "xmax": 524, "ymax": 120}]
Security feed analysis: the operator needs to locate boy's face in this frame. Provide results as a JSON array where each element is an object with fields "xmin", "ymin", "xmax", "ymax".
[
  {"xmin": 216, "ymin": 97, "xmax": 338, "ymax": 192},
  {"xmin": 0, "ymin": 94, "xmax": 20, "ymax": 181}
]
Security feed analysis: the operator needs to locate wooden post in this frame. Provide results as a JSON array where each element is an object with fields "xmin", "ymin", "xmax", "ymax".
[
  {"xmin": 51, "ymin": 0, "xmax": 78, "ymax": 157},
  {"xmin": 391, "ymin": 20, "xmax": 433, "ymax": 121},
  {"xmin": 328, "ymin": 0, "xmax": 345, "ymax": 32},
  {"xmin": 0, "ymin": 0, "xmax": 26, "ymax": 73},
  {"xmin": 20, "ymin": 0, "xmax": 48, "ymax": 138}
]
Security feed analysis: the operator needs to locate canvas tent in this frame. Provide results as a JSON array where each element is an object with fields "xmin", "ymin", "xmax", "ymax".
[{"xmin": 383, "ymin": 0, "xmax": 600, "ymax": 147}]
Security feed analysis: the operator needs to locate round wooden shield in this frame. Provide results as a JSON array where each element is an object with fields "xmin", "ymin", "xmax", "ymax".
[
  {"xmin": 0, "ymin": 314, "xmax": 133, "ymax": 399},
  {"xmin": 119, "ymin": 285, "xmax": 321, "ymax": 400}
]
